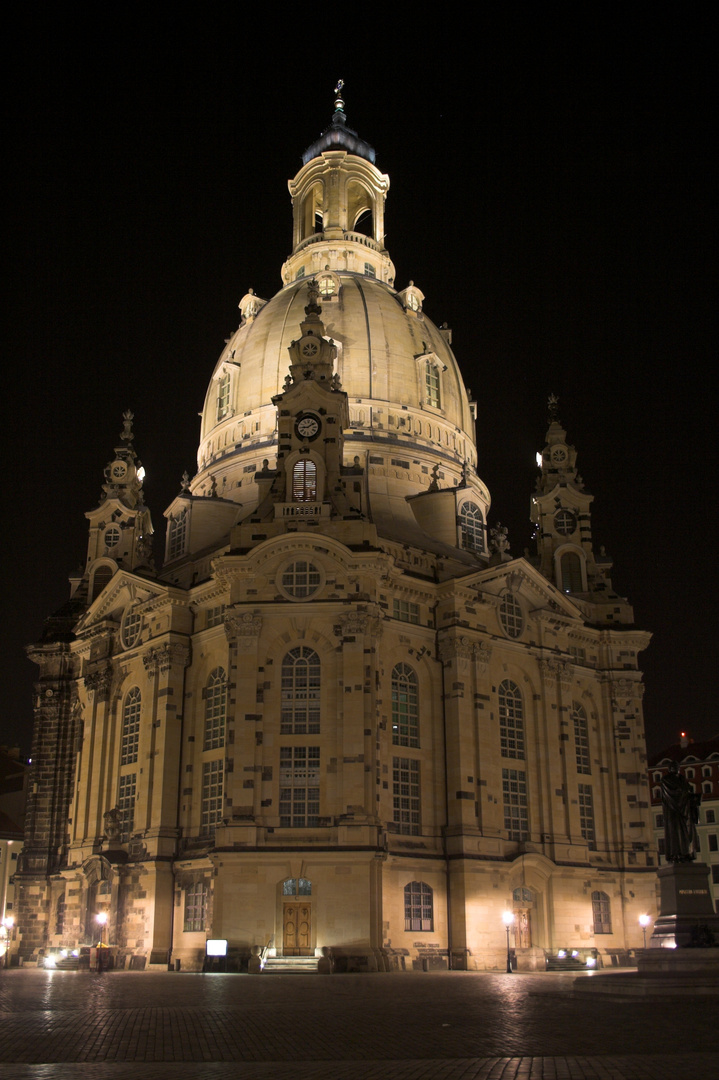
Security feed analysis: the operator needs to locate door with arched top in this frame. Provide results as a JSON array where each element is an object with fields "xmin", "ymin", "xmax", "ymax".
[{"xmin": 282, "ymin": 877, "xmax": 312, "ymax": 956}]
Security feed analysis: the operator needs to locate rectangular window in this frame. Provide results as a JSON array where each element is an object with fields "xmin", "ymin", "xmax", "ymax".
[
  {"xmin": 206, "ymin": 605, "xmax": 225, "ymax": 628},
  {"xmin": 655, "ymin": 813, "xmax": 664, "ymax": 829},
  {"xmin": 592, "ymin": 892, "xmax": 612, "ymax": 934},
  {"xmin": 393, "ymin": 757, "xmax": 420, "ymax": 835},
  {"xmin": 363, "ymin": 262, "xmax": 376, "ymax": 278},
  {"xmin": 118, "ymin": 773, "xmax": 137, "ymax": 842},
  {"xmin": 712, "ymin": 865, "xmax": 719, "ymax": 885},
  {"xmin": 578, "ymin": 784, "xmax": 596, "ymax": 850},
  {"xmin": 184, "ymin": 882, "xmax": 207, "ymax": 932},
  {"xmin": 201, "ymin": 760, "xmax": 224, "ymax": 836},
  {"xmin": 573, "ymin": 717, "xmax": 590, "ymax": 774},
  {"xmin": 279, "ymin": 747, "xmax": 320, "ymax": 827},
  {"xmin": 569, "ymin": 646, "xmax": 586, "ymax": 664},
  {"xmin": 707, "ymin": 809, "xmax": 716, "ymax": 824},
  {"xmin": 425, "ymin": 363, "xmax": 440, "ymax": 408},
  {"xmin": 502, "ymin": 768, "xmax": 528, "ymax": 841},
  {"xmin": 709, "ymin": 834, "xmax": 718, "ymax": 853},
  {"xmin": 393, "ymin": 598, "xmax": 420, "ymax": 624}
]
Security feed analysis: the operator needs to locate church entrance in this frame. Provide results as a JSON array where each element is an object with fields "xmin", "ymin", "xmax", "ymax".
[
  {"xmin": 282, "ymin": 900, "xmax": 311, "ymax": 955},
  {"xmin": 281, "ymin": 877, "xmax": 312, "ymax": 956}
]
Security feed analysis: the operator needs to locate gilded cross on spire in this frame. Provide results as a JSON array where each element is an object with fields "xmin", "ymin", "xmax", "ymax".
[{"xmin": 334, "ymin": 79, "xmax": 345, "ymax": 112}]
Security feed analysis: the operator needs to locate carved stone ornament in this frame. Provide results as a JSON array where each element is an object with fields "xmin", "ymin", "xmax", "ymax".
[
  {"xmin": 608, "ymin": 676, "xmax": 644, "ymax": 704},
  {"xmin": 336, "ymin": 611, "xmax": 383, "ymax": 639},
  {"xmin": 84, "ymin": 667, "xmax": 113, "ymax": 702},
  {"xmin": 474, "ymin": 640, "xmax": 492, "ymax": 675},
  {"xmin": 538, "ymin": 658, "xmax": 572, "ymax": 691},
  {"xmin": 143, "ymin": 643, "xmax": 191, "ymax": 678},
  {"xmin": 224, "ymin": 612, "xmax": 263, "ymax": 650},
  {"xmin": 103, "ymin": 807, "xmax": 121, "ymax": 841},
  {"xmin": 438, "ymin": 637, "xmax": 491, "ymax": 668}
]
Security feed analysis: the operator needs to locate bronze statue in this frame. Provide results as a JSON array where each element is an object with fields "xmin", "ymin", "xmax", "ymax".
[{"xmin": 660, "ymin": 761, "xmax": 701, "ymax": 862}]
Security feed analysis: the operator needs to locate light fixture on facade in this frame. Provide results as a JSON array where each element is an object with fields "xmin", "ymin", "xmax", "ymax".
[{"xmin": 502, "ymin": 910, "xmax": 514, "ymax": 974}]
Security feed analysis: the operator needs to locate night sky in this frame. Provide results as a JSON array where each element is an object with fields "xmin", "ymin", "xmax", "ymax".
[{"xmin": 4, "ymin": 10, "xmax": 716, "ymax": 758}]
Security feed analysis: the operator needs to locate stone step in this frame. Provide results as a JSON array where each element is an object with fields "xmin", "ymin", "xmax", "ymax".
[{"xmin": 263, "ymin": 956, "xmax": 319, "ymax": 973}]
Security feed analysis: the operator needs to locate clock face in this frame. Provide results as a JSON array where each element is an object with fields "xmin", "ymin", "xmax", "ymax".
[
  {"xmin": 301, "ymin": 340, "xmax": 319, "ymax": 358},
  {"xmin": 296, "ymin": 414, "xmax": 320, "ymax": 440},
  {"xmin": 551, "ymin": 446, "xmax": 567, "ymax": 464},
  {"xmin": 111, "ymin": 461, "xmax": 128, "ymax": 480}
]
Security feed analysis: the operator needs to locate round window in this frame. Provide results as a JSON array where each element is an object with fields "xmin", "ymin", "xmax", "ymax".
[
  {"xmin": 554, "ymin": 509, "xmax": 577, "ymax": 536},
  {"xmin": 104, "ymin": 526, "xmax": 121, "ymax": 548},
  {"xmin": 278, "ymin": 560, "xmax": 322, "ymax": 600}
]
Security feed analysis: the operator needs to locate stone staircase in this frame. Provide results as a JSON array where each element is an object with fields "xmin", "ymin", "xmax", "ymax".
[{"xmin": 262, "ymin": 955, "xmax": 319, "ymax": 974}]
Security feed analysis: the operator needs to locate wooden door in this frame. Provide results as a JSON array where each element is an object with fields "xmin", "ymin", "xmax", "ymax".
[{"xmin": 283, "ymin": 901, "xmax": 311, "ymax": 955}]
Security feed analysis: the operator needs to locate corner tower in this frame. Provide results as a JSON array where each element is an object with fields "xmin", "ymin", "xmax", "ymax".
[{"xmin": 531, "ymin": 395, "xmax": 633, "ymax": 624}]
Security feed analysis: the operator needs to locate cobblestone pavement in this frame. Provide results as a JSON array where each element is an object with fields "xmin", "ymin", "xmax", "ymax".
[{"xmin": 0, "ymin": 969, "xmax": 716, "ymax": 1080}]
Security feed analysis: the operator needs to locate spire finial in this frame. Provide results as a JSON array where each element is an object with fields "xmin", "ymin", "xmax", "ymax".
[
  {"xmin": 334, "ymin": 79, "xmax": 345, "ymax": 114},
  {"xmin": 547, "ymin": 394, "xmax": 560, "ymax": 424}
]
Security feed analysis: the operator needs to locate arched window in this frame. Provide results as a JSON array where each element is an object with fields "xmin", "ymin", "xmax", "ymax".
[
  {"xmin": 513, "ymin": 886, "xmax": 533, "ymax": 904},
  {"xmin": 90, "ymin": 565, "xmax": 113, "ymax": 602},
  {"xmin": 560, "ymin": 552, "xmax": 583, "ymax": 593},
  {"xmin": 184, "ymin": 881, "xmax": 207, "ymax": 932},
  {"xmin": 292, "ymin": 459, "xmax": 317, "ymax": 502},
  {"xmin": 404, "ymin": 881, "xmax": 433, "ymax": 931},
  {"xmin": 121, "ymin": 687, "xmax": 141, "ymax": 765},
  {"xmin": 459, "ymin": 502, "xmax": 485, "ymax": 552},
  {"xmin": 204, "ymin": 668, "xmax": 227, "ymax": 750},
  {"xmin": 281, "ymin": 647, "xmax": 320, "ymax": 734},
  {"xmin": 392, "ymin": 663, "xmax": 419, "ymax": 747},
  {"xmin": 425, "ymin": 362, "xmax": 440, "ymax": 408},
  {"xmin": 572, "ymin": 702, "xmax": 590, "ymax": 774},
  {"xmin": 591, "ymin": 891, "xmax": 612, "ymax": 934},
  {"xmin": 499, "ymin": 680, "xmax": 524, "ymax": 759},
  {"xmin": 217, "ymin": 372, "xmax": 230, "ymax": 419}
]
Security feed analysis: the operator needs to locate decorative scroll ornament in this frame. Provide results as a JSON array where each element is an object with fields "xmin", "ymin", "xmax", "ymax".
[
  {"xmin": 438, "ymin": 637, "xmax": 492, "ymax": 670},
  {"xmin": 142, "ymin": 643, "xmax": 191, "ymax": 678},
  {"xmin": 224, "ymin": 613, "xmax": 263, "ymax": 651},
  {"xmin": 85, "ymin": 666, "xmax": 113, "ymax": 702},
  {"xmin": 608, "ymin": 676, "xmax": 644, "ymax": 703},
  {"xmin": 335, "ymin": 611, "xmax": 383, "ymax": 640},
  {"xmin": 539, "ymin": 658, "xmax": 572, "ymax": 691}
]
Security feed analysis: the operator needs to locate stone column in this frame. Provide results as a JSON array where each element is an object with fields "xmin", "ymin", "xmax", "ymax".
[{"xmin": 141, "ymin": 640, "xmax": 191, "ymax": 857}]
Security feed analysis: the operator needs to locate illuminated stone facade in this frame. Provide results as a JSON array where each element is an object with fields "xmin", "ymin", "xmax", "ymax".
[{"xmin": 18, "ymin": 93, "xmax": 656, "ymax": 972}]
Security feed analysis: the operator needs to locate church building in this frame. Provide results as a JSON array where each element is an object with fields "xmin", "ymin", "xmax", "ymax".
[{"xmin": 17, "ymin": 89, "xmax": 656, "ymax": 972}]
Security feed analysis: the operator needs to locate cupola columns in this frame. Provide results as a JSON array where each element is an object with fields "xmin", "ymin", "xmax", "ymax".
[{"xmin": 283, "ymin": 89, "xmax": 394, "ymax": 285}]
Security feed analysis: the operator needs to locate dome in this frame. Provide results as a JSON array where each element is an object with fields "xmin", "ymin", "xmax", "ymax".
[{"xmin": 188, "ymin": 103, "xmax": 490, "ymax": 549}]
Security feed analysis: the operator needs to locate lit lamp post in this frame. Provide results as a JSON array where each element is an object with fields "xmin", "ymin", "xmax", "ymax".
[
  {"xmin": 502, "ymin": 910, "xmax": 515, "ymax": 974},
  {"xmin": 639, "ymin": 913, "xmax": 651, "ymax": 949}
]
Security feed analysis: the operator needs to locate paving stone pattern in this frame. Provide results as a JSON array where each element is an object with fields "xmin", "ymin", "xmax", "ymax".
[{"xmin": 0, "ymin": 970, "xmax": 716, "ymax": 1080}]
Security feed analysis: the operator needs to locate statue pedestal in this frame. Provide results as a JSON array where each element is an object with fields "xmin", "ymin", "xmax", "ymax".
[{"xmin": 650, "ymin": 862, "xmax": 719, "ymax": 948}]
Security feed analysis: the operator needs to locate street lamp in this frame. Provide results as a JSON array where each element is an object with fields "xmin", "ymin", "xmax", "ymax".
[
  {"xmin": 639, "ymin": 913, "xmax": 651, "ymax": 949},
  {"xmin": 95, "ymin": 911, "xmax": 108, "ymax": 946},
  {"xmin": 502, "ymin": 910, "xmax": 515, "ymax": 974}
]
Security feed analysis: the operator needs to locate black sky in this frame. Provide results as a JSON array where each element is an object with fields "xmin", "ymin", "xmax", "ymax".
[{"xmin": 3, "ymin": 9, "xmax": 716, "ymax": 757}]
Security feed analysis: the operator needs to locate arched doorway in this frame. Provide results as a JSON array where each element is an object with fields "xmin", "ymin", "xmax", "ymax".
[{"xmin": 282, "ymin": 877, "xmax": 312, "ymax": 956}]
